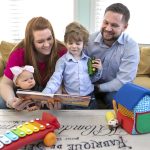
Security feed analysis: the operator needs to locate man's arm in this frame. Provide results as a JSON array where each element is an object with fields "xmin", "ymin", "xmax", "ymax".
[{"xmin": 99, "ymin": 42, "xmax": 140, "ymax": 92}]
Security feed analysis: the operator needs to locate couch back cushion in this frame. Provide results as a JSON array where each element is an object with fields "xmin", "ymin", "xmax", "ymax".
[
  {"xmin": 0, "ymin": 55, "xmax": 4, "ymax": 77},
  {"xmin": 0, "ymin": 41, "xmax": 16, "ymax": 64},
  {"xmin": 137, "ymin": 47, "xmax": 150, "ymax": 76}
]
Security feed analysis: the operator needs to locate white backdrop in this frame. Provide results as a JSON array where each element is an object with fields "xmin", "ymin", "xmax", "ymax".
[{"xmin": 0, "ymin": 0, "xmax": 74, "ymax": 42}]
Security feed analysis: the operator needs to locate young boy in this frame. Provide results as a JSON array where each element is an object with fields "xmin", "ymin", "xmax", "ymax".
[{"xmin": 42, "ymin": 22, "xmax": 102, "ymax": 109}]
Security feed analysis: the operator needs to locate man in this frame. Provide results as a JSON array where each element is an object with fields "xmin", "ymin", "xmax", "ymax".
[{"xmin": 84, "ymin": 3, "xmax": 139, "ymax": 109}]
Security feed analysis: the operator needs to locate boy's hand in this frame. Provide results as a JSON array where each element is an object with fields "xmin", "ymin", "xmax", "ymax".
[
  {"xmin": 46, "ymin": 101, "xmax": 62, "ymax": 110},
  {"xmin": 45, "ymin": 97, "xmax": 62, "ymax": 110}
]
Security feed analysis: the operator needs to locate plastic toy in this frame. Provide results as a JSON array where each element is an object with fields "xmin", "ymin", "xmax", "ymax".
[
  {"xmin": 87, "ymin": 57, "xmax": 97, "ymax": 76},
  {"xmin": 0, "ymin": 112, "xmax": 60, "ymax": 149},
  {"xmin": 105, "ymin": 111, "xmax": 119, "ymax": 130}
]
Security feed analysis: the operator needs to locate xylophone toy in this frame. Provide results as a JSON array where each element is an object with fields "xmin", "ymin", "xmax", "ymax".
[{"xmin": 0, "ymin": 112, "xmax": 60, "ymax": 150}]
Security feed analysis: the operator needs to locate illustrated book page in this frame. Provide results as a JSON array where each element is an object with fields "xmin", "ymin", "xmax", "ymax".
[{"xmin": 16, "ymin": 90, "xmax": 91, "ymax": 107}]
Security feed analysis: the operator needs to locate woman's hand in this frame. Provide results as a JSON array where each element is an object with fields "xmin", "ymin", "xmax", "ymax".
[
  {"xmin": 7, "ymin": 97, "xmax": 23, "ymax": 110},
  {"xmin": 7, "ymin": 97, "xmax": 39, "ymax": 111}
]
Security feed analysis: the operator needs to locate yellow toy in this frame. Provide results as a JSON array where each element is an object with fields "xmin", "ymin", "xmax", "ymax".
[{"xmin": 105, "ymin": 111, "xmax": 119, "ymax": 130}]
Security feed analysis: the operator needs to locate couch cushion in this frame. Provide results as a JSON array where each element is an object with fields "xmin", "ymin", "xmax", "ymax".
[
  {"xmin": 134, "ymin": 76, "xmax": 150, "ymax": 89},
  {"xmin": 137, "ymin": 47, "xmax": 150, "ymax": 76},
  {"xmin": 0, "ymin": 41, "xmax": 16, "ymax": 64},
  {"xmin": 0, "ymin": 55, "xmax": 4, "ymax": 76}
]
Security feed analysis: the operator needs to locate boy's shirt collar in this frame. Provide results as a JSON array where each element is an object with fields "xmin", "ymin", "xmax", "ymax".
[{"xmin": 66, "ymin": 51, "xmax": 88, "ymax": 62}]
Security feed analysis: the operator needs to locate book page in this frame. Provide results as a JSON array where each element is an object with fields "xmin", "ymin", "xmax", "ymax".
[{"xmin": 16, "ymin": 90, "xmax": 91, "ymax": 107}]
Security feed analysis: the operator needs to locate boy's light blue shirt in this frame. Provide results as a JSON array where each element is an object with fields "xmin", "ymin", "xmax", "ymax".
[
  {"xmin": 43, "ymin": 51, "xmax": 101, "ymax": 96},
  {"xmin": 84, "ymin": 32, "xmax": 140, "ymax": 92}
]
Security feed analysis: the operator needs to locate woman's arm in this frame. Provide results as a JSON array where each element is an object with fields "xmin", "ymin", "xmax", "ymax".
[
  {"xmin": 0, "ymin": 75, "xmax": 15, "ymax": 102},
  {"xmin": 0, "ymin": 75, "xmax": 22, "ymax": 108}
]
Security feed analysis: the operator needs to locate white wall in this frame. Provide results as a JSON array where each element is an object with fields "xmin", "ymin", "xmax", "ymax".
[{"xmin": 0, "ymin": 0, "xmax": 74, "ymax": 42}]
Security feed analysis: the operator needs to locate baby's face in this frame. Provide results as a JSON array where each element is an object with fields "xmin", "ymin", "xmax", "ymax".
[{"xmin": 16, "ymin": 70, "xmax": 35, "ymax": 90}]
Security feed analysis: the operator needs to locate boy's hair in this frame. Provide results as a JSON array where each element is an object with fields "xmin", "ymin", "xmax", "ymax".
[
  {"xmin": 105, "ymin": 3, "xmax": 130, "ymax": 23},
  {"xmin": 64, "ymin": 22, "xmax": 89, "ymax": 45}
]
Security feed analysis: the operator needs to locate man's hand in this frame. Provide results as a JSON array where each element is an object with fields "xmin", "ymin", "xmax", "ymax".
[{"xmin": 92, "ymin": 59, "xmax": 102, "ymax": 70}]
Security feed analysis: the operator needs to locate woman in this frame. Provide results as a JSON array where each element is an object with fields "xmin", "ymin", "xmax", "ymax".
[{"xmin": 0, "ymin": 16, "xmax": 67, "ymax": 110}]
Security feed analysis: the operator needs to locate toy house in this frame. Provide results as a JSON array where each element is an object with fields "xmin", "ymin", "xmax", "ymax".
[{"xmin": 113, "ymin": 83, "xmax": 150, "ymax": 135}]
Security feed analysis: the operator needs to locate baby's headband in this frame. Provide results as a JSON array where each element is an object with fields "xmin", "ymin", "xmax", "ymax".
[{"xmin": 10, "ymin": 65, "xmax": 34, "ymax": 84}]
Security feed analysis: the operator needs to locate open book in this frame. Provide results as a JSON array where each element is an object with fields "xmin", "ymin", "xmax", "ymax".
[{"xmin": 16, "ymin": 90, "xmax": 91, "ymax": 107}]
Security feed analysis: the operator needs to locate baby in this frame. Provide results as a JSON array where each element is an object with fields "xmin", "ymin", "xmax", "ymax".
[{"xmin": 10, "ymin": 65, "xmax": 41, "ymax": 111}]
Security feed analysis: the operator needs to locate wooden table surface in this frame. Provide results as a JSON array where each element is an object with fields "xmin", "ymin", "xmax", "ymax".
[{"xmin": 0, "ymin": 109, "xmax": 149, "ymax": 150}]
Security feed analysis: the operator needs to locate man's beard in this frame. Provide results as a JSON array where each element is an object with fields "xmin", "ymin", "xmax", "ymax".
[{"xmin": 101, "ymin": 30, "xmax": 119, "ymax": 42}]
